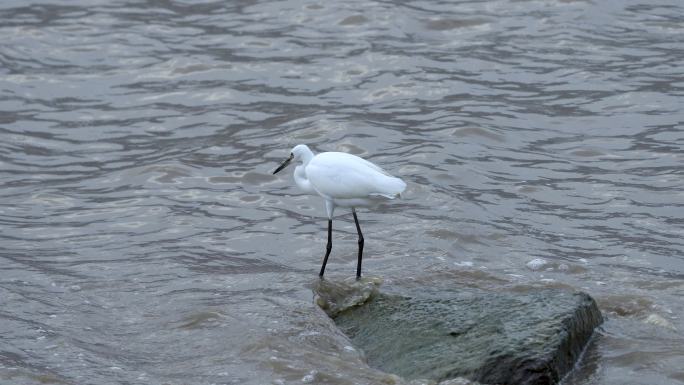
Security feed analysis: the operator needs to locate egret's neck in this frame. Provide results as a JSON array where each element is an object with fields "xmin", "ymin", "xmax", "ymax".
[
  {"xmin": 293, "ymin": 147, "xmax": 315, "ymax": 194},
  {"xmin": 294, "ymin": 165, "xmax": 313, "ymax": 193},
  {"xmin": 298, "ymin": 146, "xmax": 314, "ymax": 165}
]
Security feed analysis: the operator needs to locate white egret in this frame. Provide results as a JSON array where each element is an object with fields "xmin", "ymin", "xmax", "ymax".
[{"xmin": 273, "ymin": 144, "xmax": 406, "ymax": 279}]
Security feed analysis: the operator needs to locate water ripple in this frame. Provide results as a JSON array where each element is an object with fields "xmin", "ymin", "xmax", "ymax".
[{"xmin": 1, "ymin": 0, "xmax": 684, "ymax": 384}]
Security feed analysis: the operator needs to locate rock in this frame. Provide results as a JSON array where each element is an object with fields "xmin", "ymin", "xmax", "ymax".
[
  {"xmin": 313, "ymin": 276, "xmax": 383, "ymax": 317},
  {"xmin": 333, "ymin": 288, "xmax": 603, "ymax": 385}
]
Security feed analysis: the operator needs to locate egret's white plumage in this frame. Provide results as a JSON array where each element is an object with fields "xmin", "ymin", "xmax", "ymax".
[
  {"xmin": 292, "ymin": 146, "xmax": 405, "ymax": 216},
  {"xmin": 273, "ymin": 144, "xmax": 406, "ymax": 278}
]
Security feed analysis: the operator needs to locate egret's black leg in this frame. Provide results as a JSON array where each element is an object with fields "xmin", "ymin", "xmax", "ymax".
[
  {"xmin": 352, "ymin": 209, "xmax": 364, "ymax": 279},
  {"xmin": 319, "ymin": 219, "xmax": 333, "ymax": 277}
]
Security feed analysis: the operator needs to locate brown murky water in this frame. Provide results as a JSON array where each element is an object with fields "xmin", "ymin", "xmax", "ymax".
[{"xmin": 1, "ymin": 0, "xmax": 683, "ymax": 384}]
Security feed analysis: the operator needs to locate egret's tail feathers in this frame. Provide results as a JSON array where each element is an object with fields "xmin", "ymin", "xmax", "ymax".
[
  {"xmin": 370, "ymin": 192, "xmax": 399, "ymax": 199},
  {"xmin": 371, "ymin": 176, "xmax": 406, "ymax": 200}
]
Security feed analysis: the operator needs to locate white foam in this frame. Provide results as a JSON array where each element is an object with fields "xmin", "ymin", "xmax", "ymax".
[{"xmin": 526, "ymin": 258, "xmax": 548, "ymax": 271}]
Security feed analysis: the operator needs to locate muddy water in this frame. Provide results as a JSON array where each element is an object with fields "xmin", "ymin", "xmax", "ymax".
[{"xmin": 1, "ymin": 0, "xmax": 683, "ymax": 384}]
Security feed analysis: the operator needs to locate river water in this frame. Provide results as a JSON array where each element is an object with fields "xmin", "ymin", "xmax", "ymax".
[{"xmin": 1, "ymin": 0, "xmax": 683, "ymax": 384}]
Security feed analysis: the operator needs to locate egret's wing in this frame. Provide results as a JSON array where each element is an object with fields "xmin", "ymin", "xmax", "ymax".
[
  {"xmin": 352, "ymin": 155, "xmax": 392, "ymax": 177},
  {"xmin": 306, "ymin": 152, "xmax": 406, "ymax": 200}
]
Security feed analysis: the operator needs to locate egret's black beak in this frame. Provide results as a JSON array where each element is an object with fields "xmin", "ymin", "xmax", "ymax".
[{"xmin": 273, "ymin": 153, "xmax": 294, "ymax": 174}]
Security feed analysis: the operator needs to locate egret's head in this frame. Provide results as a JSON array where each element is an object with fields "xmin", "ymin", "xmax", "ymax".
[
  {"xmin": 273, "ymin": 144, "xmax": 311, "ymax": 175},
  {"xmin": 291, "ymin": 144, "xmax": 310, "ymax": 160}
]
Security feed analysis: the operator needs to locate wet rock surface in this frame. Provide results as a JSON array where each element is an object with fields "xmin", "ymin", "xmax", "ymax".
[{"xmin": 331, "ymin": 288, "xmax": 603, "ymax": 385}]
